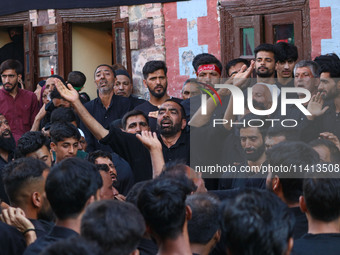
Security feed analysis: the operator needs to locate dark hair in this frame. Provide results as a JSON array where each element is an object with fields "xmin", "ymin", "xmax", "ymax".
[
  {"xmin": 192, "ymin": 53, "xmax": 222, "ymax": 72},
  {"xmin": 67, "ymin": 71, "xmax": 86, "ymax": 88},
  {"xmin": 87, "ymin": 150, "xmax": 113, "ymax": 164},
  {"xmin": 115, "ymin": 69, "xmax": 131, "ymax": 80},
  {"xmin": 16, "ymin": 131, "xmax": 50, "ymax": 158},
  {"xmin": 138, "ymin": 177, "xmax": 192, "ymax": 240},
  {"xmin": 314, "ymin": 53, "xmax": 340, "ymax": 78},
  {"xmin": 79, "ymin": 92, "xmax": 91, "ymax": 104},
  {"xmin": 94, "ymin": 64, "xmax": 116, "ymax": 78},
  {"xmin": 225, "ymin": 58, "xmax": 250, "ymax": 76},
  {"xmin": 254, "ymin": 43, "xmax": 275, "ymax": 60},
  {"xmin": 239, "ymin": 113, "xmax": 269, "ymax": 141},
  {"xmin": 303, "ymin": 178, "xmax": 340, "ymax": 222},
  {"xmin": 309, "ymin": 139, "xmax": 340, "ymax": 163},
  {"xmin": 183, "ymin": 78, "xmax": 200, "ymax": 87},
  {"xmin": 49, "ymin": 122, "xmax": 80, "ymax": 144},
  {"xmin": 46, "ymin": 158, "xmax": 102, "ymax": 220},
  {"xmin": 125, "ymin": 180, "xmax": 151, "ymax": 206},
  {"xmin": 266, "ymin": 127, "xmax": 300, "ymax": 141},
  {"xmin": 2, "ymin": 157, "xmax": 47, "ymax": 206},
  {"xmin": 0, "ymin": 59, "xmax": 23, "ymax": 75},
  {"xmin": 121, "ymin": 110, "xmax": 149, "ymax": 130},
  {"xmin": 186, "ymin": 193, "xmax": 220, "ymax": 244},
  {"xmin": 81, "ymin": 200, "xmax": 145, "ymax": 255},
  {"xmin": 266, "ymin": 141, "xmax": 320, "ymax": 203},
  {"xmin": 274, "ymin": 42, "xmax": 298, "ymax": 62},
  {"xmin": 221, "ymin": 189, "xmax": 294, "ymax": 255},
  {"xmin": 48, "ymin": 75, "xmax": 66, "ymax": 85},
  {"xmin": 159, "ymin": 161, "xmax": 197, "ymax": 193},
  {"xmin": 50, "ymin": 107, "xmax": 77, "ymax": 124},
  {"xmin": 40, "ymin": 237, "xmax": 102, "ymax": 255},
  {"xmin": 50, "ymin": 87, "xmax": 63, "ymax": 100},
  {"xmin": 142, "ymin": 60, "xmax": 167, "ymax": 79},
  {"xmin": 163, "ymin": 98, "xmax": 186, "ymax": 120}
]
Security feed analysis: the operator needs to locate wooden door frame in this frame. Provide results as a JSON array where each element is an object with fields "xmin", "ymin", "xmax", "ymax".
[{"xmin": 220, "ymin": 0, "xmax": 310, "ymax": 67}]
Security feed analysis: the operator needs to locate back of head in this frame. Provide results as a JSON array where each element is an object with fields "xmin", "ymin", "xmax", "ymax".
[
  {"xmin": 266, "ymin": 141, "xmax": 320, "ymax": 203},
  {"xmin": 142, "ymin": 60, "xmax": 167, "ymax": 79},
  {"xmin": 303, "ymin": 178, "xmax": 340, "ymax": 222},
  {"xmin": 67, "ymin": 71, "xmax": 86, "ymax": 89},
  {"xmin": 40, "ymin": 237, "xmax": 102, "ymax": 255},
  {"xmin": 0, "ymin": 59, "xmax": 23, "ymax": 75},
  {"xmin": 293, "ymin": 60, "xmax": 320, "ymax": 78},
  {"xmin": 81, "ymin": 200, "xmax": 145, "ymax": 255},
  {"xmin": 50, "ymin": 107, "xmax": 77, "ymax": 124},
  {"xmin": 254, "ymin": 43, "xmax": 275, "ymax": 59},
  {"xmin": 186, "ymin": 193, "xmax": 220, "ymax": 244},
  {"xmin": 314, "ymin": 53, "xmax": 340, "ymax": 78},
  {"xmin": 266, "ymin": 126, "xmax": 300, "ymax": 142},
  {"xmin": 45, "ymin": 158, "xmax": 102, "ymax": 220},
  {"xmin": 137, "ymin": 177, "xmax": 192, "ymax": 240},
  {"xmin": 274, "ymin": 42, "xmax": 298, "ymax": 62},
  {"xmin": 125, "ymin": 180, "xmax": 150, "ymax": 206},
  {"xmin": 221, "ymin": 189, "xmax": 294, "ymax": 255},
  {"xmin": 309, "ymin": 139, "xmax": 340, "ymax": 163},
  {"xmin": 2, "ymin": 157, "xmax": 47, "ymax": 207},
  {"xmin": 49, "ymin": 121, "xmax": 80, "ymax": 144},
  {"xmin": 16, "ymin": 131, "xmax": 50, "ymax": 158},
  {"xmin": 192, "ymin": 53, "xmax": 222, "ymax": 72}
]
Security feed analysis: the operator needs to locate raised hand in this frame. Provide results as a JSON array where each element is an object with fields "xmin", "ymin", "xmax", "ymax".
[
  {"xmin": 319, "ymin": 132, "xmax": 340, "ymax": 151},
  {"xmin": 0, "ymin": 207, "xmax": 34, "ymax": 233},
  {"xmin": 136, "ymin": 131, "xmax": 162, "ymax": 151},
  {"xmin": 307, "ymin": 92, "xmax": 329, "ymax": 120},
  {"xmin": 233, "ymin": 60, "xmax": 255, "ymax": 88},
  {"xmin": 54, "ymin": 78, "xmax": 80, "ymax": 104}
]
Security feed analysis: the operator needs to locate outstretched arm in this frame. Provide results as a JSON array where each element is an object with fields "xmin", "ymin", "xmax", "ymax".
[
  {"xmin": 306, "ymin": 92, "xmax": 329, "ymax": 120},
  {"xmin": 136, "ymin": 131, "xmax": 165, "ymax": 178},
  {"xmin": 55, "ymin": 79, "xmax": 109, "ymax": 140}
]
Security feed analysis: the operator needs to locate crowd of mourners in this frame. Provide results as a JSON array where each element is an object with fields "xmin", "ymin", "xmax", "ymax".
[{"xmin": 0, "ymin": 41, "xmax": 340, "ymax": 255}]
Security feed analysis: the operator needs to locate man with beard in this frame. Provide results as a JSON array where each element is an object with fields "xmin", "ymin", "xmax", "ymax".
[
  {"xmin": 303, "ymin": 53, "xmax": 340, "ymax": 141},
  {"xmin": 2, "ymin": 158, "xmax": 55, "ymax": 237},
  {"xmin": 0, "ymin": 59, "xmax": 39, "ymax": 142},
  {"xmin": 218, "ymin": 113, "xmax": 268, "ymax": 190},
  {"xmin": 80, "ymin": 64, "xmax": 131, "ymax": 152},
  {"xmin": 254, "ymin": 43, "xmax": 276, "ymax": 85},
  {"xmin": 55, "ymin": 78, "xmax": 189, "ymax": 182},
  {"xmin": 134, "ymin": 60, "xmax": 182, "ymax": 132},
  {"xmin": 0, "ymin": 113, "xmax": 16, "ymax": 206}
]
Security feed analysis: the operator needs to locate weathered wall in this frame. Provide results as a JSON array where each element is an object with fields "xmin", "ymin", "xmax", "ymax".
[
  {"xmin": 310, "ymin": 0, "xmax": 340, "ymax": 59},
  {"xmin": 163, "ymin": 0, "xmax": 220, "ymax": 98},
  {"xmin": 121, "ymin": 3, "xmax": 166, "ymax": 100}
]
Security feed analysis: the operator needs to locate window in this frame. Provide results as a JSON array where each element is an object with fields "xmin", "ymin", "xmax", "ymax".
[{"xmin": 220, "ymin": 0, "xmax": 311, "ymax": 70}]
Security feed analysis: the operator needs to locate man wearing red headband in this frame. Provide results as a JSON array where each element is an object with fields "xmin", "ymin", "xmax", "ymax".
[{"xmin": 193, "ymin": 53, "xmax": 223, "ymax": 85}]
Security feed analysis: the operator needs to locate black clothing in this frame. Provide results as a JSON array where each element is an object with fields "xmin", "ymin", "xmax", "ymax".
[
  {"xmin": 101, "ymin": 127, "xmax": 152, "ymax": 182},
  {"xmin": 292, "ymin": 233, "xmax": 340, "ymax": 255},
  {"xmin": 23, "ymin": 226, "xmax": 78, "ymax": 255},
  {"xmin": 111, "ymin": 152, "xmax": 134, "ymax": 195},
  {"xmin": 134, "ymin": 97, "xmax": 183, "ymax": 132},
  {"xmin": 289, "ymin": 207, "xmax": 308, "ymax": 240},
  {"xmin": 129, "ymin": 95, "xmax": 146, "ymax": 109},
  {"xmin": 30, "ymin": 219, "xmax": 54, "ymax": 238},
  {"xmin": 81, "ymin": 95, "xmax": 131, "ymax": 152},
  {"xmin": 0, "ymin": 222, "xmax": 26, "ymax": 255},
  {"xmin": 0, "ymin": 153, "xmax": 13, "ymax": 204},
  {"xmin": 138, "ymin": 238, "xmax": 158, "ymax": 255},
  {"xmin": 300, "ymin": 100, "xmax": 340, "ymax": 142},
  {"xmin": 100, "ymin": 126, "xmax": 189, "ymax": 182}
]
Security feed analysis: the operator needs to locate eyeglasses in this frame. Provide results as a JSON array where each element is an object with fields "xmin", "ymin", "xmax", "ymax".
[{"xmin": 1, "ymin": 74, "xmax": 17, "ymax": 79}]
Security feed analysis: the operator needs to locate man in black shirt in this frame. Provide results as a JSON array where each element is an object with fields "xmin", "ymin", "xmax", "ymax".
[
  {"xmin": 293, "ymin": 178, "xmax": 340, "ymax": 255},
  {"xmin": 55, "ymin": 80, "xmax": 189, "ymax": 182},
  {"xmin": 134, "ymin": 60, "xmax": 182, "ymax": 132},
  {"xmin": 24, "ymin": 158, "xmax": 102, "ymax": 255},
  {"xmin": 81, "ymin": 64, "xmax": 131, "ymax": 152}
]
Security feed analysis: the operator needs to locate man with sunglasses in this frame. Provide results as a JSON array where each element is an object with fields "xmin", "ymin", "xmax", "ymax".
[{"xmin": 0, "ymin": 59, "xmax": 39, "ymax": 142}]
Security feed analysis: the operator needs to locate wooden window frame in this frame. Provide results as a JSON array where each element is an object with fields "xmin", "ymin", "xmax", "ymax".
[{"xmin": 220, "ymin": 0, "xmax": 311, "ymax": 68}]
